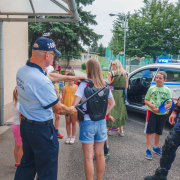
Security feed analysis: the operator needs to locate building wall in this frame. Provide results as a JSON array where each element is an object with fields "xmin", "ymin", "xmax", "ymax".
[
  {"xmin": 59, "ymin": 52, "xmax": 98, "ymax": 68},
  {"xmin": 1, "ymin": 16, "xmax": 28, "ymax": 122}
]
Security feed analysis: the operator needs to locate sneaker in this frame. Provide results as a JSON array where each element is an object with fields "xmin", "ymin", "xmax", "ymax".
[
  {"xmin": 105, "ymin": 153, "xmax": 110, "ymax": 162},
  {"xmin": 153, "ymin": 147, "xmax": 162, "ymax": 156},
  {"xmin": 69, "ymin": 138, "xmax": 75, "ymax": 144},
  {"xmin": 15, "ymin": 163, "xmax": 19, "ymax": 168},
  {"xmin": 107, "ymin": 130, "xmax": 112, "ymax": 136},
  {"xmin": 118, "ymin": 130, "xmax": 124, "ymax": 137},
  {"xmin": 65, "ymin": 138, "xmax": 71, "ymax": 144},
  {"xmin": 57, "ymin": 133, "xmax": 64, "ymax": 139},
  {"xmin": 146, "ymin": 149, "xmax": 152, "ymax": 160}
]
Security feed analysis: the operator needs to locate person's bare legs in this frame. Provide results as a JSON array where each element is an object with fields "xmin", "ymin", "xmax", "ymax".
[
  {"xmin": 146, "ymin": 133, "xmax": 154, "ymax": 149},
  {"xmin": 94, "ymin": 142, "xmax": 105, "ymax": 180},
  {"xmin": 65, "ymin": 115, "xmax": 71, "ymax": 137},
  {"xmin": 120, "ymin": 126, "xmax": 123, "ymax": 132},
  {"xmin": 14, "ymin": 141, "xmax": 23, "ymax": 164},
  {"xmin": 154, "ymin": 133, "xmax": 161, "ymax": 147},
  {"xmin": 71, "ymin": 116, "xmax": 77, "ymax": 137},
  {"xmin": 54, "ymin": 113, "xmax": 60, "ymax": 130},
  {"xmin": 82, "ymin": 143, "xmax": 94, "ymax": 180}
]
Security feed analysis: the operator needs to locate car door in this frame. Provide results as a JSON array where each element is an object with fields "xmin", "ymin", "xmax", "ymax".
[{"xmin": 125, "ymin": 67, "xmax": 158, "ymax": 113}]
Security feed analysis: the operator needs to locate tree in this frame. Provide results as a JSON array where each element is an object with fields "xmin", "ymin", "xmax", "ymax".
[
  {"xmin": 28, "ymin": 0, "xmax": 102, "ymax": 67},
  {"xmin": 98, "ymin": 43, "xmax": 106, "ymax": 57},
  {"xmin": 109, "ymin": 0, "xmax": 180, "ymax": 62}
]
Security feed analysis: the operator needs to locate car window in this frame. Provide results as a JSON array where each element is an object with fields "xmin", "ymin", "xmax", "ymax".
[
  {"xmin": 131, "ymin": 68, "xmax": 158, "ymax": 82},
  {"xmin": 159, "ymin": 68, "xmax": 180, "ymax": 82}
]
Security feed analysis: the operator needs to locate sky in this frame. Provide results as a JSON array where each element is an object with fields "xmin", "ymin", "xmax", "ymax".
[{"xmin": 82, "ymin": 0, "xmax": 178, "ymax": 49}]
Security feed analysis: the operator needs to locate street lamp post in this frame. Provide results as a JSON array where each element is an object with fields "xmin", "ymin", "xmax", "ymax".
[{"xmin": 109, "ymin": 13, "xmax": 128, "ymax": 69}]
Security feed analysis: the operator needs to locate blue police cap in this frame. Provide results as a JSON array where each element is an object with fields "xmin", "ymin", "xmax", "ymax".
[{"xmin": 32, "ymin": 37, "xmax": 61, "ymax": 55}]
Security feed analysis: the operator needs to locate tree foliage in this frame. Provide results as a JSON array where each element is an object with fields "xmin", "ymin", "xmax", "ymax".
[
  {"xmin": 109, "ymin": 0, "xmax": 180, "ymax": 62},
  {"xmin": 28, "ymin": 0, "xmax": 102, "ymax": 67},
  {"xmin": 89, "ymin": 42, "xmax": 106, "ymax": 56}
]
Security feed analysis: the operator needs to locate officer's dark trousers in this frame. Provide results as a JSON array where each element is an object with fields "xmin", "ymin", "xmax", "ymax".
[
  {"xmin": 160, "ymin": 119, "xmax": 180, "ymax": 170},
  {"xmin": 14, "ymin": 119, "xmax": 59, "ymax": 180}
]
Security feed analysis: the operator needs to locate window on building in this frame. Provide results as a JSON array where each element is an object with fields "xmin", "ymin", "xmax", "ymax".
[
  {"xmin": 62, "ymin": 57, "xmax": 66, "ymax": 61},
  {"xmin": 84, "ymin": 55, "xmax": 87, "ymax": 61},
  {"xmin": 77, "ymin": 57, "xmax": 81, "ymax": 61}
]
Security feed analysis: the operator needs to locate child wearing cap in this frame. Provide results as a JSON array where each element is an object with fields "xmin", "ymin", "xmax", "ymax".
[{"xmin": 144, "ymin": 71, "xmax": 172, "ymax": 160}]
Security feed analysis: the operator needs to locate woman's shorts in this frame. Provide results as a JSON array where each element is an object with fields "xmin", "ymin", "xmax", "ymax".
[
  {"xmin": 79, "ymin": 119, "xmax": 107, "ymax": 144},
  {"xmin": 11, "ymin": 123, "xmax": 22, "ymax": 146}
]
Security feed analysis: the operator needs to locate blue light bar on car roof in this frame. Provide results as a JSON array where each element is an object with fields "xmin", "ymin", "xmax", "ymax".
[{"xmin": 157, "ymin": 59, "xmax": 172, "ymax": 63}]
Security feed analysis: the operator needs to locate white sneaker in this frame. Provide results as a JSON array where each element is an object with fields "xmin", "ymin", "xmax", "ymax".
[
  {"xmin": 69, "ymin": 138, "xmax": 75, "ymax": 144},
  {"xmin": 118, "ymin": 130, "xmax": 124, "ymax": 137},
  {"xmin": 65, "ymin": 138, "xmax": 71, "ymax": 144}
]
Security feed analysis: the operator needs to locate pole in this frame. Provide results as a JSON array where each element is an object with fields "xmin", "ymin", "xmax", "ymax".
[
  {"xmin": 87, "ymin": 46, "xmax": 89, "ymax": 60},
  {"xmin": 0, "ymin": 21, "xmax": 4, "ymax": 126},
  {"xmin": 123, "ymin": 15, "xmax": 127, "ymax": 69}
]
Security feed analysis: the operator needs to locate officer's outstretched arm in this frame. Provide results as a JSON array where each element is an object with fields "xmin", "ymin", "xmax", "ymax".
[
  {"xmin": 106, "ymin": 97, "xmax": 115, "ymax": 116},
  {"xmin": 47, "ymin": 73, "xmax": 86, "ymax": 83},
  {"xmin": 52, "ymin": 101, "xmax": 77, "ymax": 116}
]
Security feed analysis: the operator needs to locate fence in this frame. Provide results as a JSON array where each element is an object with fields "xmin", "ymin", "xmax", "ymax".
[{"xmin": 101, "ymin": 47, "xmax": 154, "ymax": 73}]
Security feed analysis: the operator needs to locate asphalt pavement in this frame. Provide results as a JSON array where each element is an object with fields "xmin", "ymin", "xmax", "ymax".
[{"xmin": 0, "ymin": 69, "xmax": 180, "ymax": 180}]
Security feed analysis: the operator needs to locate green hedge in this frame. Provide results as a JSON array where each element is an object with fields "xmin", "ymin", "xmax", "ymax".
[
  {"xmin": 61, "ymin": 69, "xmax": 65, "ymax": 75},
  {"xmin": 81, "ymin": 63, "xmax": 86, "ymax": 70}
]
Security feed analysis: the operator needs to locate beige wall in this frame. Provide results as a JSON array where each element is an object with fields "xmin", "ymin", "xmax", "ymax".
[
  {"xmin": 59, "ymin": 52, "xmax": 98, "ymax": 68},
  {"xmin": 0, "ymin": 16, "xmax": 28, "ymax": 121}
]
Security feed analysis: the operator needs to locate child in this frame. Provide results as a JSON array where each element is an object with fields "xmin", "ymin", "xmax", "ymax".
[
  {"xmin": 51, "ymin": 71, "xmax": 63, "ymax": 139},
  {"xmin": 144, "ymin": 71, "xmax": 172, "ymax": 160},
  {"xmin": 11, "ymin": 87, "xmax": 23, "ymax": 168},
  {"xmin": 104, "ymin": 115, "xmax": 115, "ymax": 161},
  {"xmin": 62, "ymin": 72, "xmax": 78, "ymax": 144}
]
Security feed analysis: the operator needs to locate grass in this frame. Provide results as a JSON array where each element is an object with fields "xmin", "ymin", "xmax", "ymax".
[{"xmin": 98, "ymin": 56, "xmax": 106, "ymax": 63}]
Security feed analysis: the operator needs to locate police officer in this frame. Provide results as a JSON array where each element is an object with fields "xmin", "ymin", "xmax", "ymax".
[
  {"xmin": 145, "ymin": 98, "xmax": 180, "ymax": 180},
  {"xmin": 14, "ymin": 37, "xmax": 84, "ymax": 180}
]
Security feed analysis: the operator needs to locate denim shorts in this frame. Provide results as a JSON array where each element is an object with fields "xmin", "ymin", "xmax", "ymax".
[{"xmin": 79, "ymin": 119, "xmax": 107, "ymax": 144}]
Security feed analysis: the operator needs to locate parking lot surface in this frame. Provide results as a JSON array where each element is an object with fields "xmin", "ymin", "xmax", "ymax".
[{"xmin": 0, "ymin": 111, "xmax": 179, "ymax": 180}]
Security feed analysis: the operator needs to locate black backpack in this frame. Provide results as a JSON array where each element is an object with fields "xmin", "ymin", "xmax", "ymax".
[{"xmin": 76, "ymin": 80, "xmax": 109, "ymax": 121}]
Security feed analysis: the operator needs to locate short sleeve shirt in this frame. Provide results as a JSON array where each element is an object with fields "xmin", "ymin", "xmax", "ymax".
[
  {"xmin": 75, "ymin": 81, "xmax": 113, "ymax": 120},
  {"xmin": 145, "ymin": 85, "xmax": 172, "ymax": 115},
  {"xmin": 46, "ymin": 65, "xmax": 54, "ymax": 73},
  {"xmin": 16, "ymin": 61, "xmax": 59, "ymax": 121}
]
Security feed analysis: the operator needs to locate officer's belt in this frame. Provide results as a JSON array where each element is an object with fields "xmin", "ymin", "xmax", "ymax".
[
  {"xmin": 22, "ymin": 115, "xmax": 53, "ymax": 124},
  {"xmin": 113, "ymin": 87, "xmax": 125, "ymax": 90}
]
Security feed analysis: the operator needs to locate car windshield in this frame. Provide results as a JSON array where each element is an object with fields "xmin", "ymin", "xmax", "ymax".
[{"xmin": 159, "ymin": 68, "xmax": 180, "ymax": 82}]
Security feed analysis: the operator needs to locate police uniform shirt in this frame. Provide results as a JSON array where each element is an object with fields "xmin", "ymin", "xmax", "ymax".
[
  {"xmin": 16, "ymin": 61, "xmax": 59, "ymax": 121},
  {"xmin": 75, "ymin": 81, "xmax": 113, "ymax": 121}
]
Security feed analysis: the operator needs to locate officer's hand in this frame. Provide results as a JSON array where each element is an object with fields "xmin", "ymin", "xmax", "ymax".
[
  {"xmin": 169, "ymin": 111, "xmax": 176, "ymax": 125},
  {"xmin": 72, "ymin": 75, "xmax": 87, "ymax": 82},
  {"xmin": 68, "ymin": 106, "xmax": 77, "ymax": 117}
]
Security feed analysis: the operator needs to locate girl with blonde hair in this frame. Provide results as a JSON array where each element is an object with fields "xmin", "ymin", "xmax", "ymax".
[
  {"xmin": 11, "ymin": 87, "xmax": 23, "ymax": 168},
  {"xmin": 73, "ymin": 58, "xmax": 115, "ymax": 180},
  {"xmin": 107, "ymin": 59, "xmax": 128, "ymax": 136}
]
